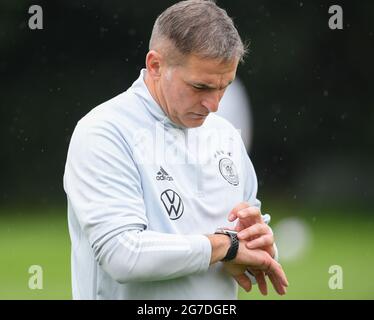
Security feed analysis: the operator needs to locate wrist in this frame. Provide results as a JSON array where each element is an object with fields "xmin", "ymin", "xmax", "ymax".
[
  {"xmin": 214, "ymin": 229, "xmax": 239, "ymax": 262},
  {"xmin": 206, "ymin": 234, "xmax": 231, "ymax": 265}
]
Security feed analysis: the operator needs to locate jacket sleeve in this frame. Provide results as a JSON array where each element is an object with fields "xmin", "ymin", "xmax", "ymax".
[{"xmin": 63, "ymin": 118, "xmax": 211, "ymax": 283}]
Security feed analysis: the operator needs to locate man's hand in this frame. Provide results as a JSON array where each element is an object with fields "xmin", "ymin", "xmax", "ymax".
[
  {"xmin": 224, "ymin": 240, "xmax": 288, "ymax": 295},
  {"xmin": 222, "ymin": 262, "xmax": 253, "ymax": 293},
  {"xmin": 228, "ymin": 202, "xmax": 275, "ymax": 258},
  {"xmin": 225, "ymin": 202, "xmax": 287, "ymax": 295}
]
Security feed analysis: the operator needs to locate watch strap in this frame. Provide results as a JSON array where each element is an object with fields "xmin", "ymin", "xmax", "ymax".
[{"xmin": 214, "ymin": 230, "xmax": 239, "ymax": 262}]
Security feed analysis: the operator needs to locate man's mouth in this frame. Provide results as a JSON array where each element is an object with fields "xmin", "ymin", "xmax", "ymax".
[{"xmin": 191, "ymin": 113, "xmax": 209, "ymax": 118}]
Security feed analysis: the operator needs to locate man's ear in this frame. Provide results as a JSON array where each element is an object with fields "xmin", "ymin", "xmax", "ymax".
[{"xmin": 145, "ymin": 50, "xmax": 163, "ymax": 80}]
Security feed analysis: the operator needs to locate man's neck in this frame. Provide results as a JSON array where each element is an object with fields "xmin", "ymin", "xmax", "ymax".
[
  {"xmin": 144, "ymin": 70, "xmax": 166, "ymax": 115},
  {"xmin": 143, "ymin": 69, "xmax": 185, "ymax": 129}
]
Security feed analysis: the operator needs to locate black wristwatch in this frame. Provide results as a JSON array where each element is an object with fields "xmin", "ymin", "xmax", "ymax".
[{"xmin": 214, "ymin": 228, "xmax": 239, "ymax": 262}]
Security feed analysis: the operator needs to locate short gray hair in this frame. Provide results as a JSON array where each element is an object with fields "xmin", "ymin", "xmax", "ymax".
[{"xmin": 149, "ymin": 0, "xmax": 248, "ymax": 64}]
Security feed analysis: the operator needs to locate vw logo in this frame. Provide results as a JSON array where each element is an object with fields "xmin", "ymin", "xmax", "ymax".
[{"xmin": 160, "ymin": 189, "xmax": 184, "ymax": 220}]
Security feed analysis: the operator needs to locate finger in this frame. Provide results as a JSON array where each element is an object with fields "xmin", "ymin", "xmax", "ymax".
[
  {"xmin": 237, "ymin": 223, "xmax": 270, "ymax": 240},
  {"xmin": 267, "ymin": 261, "xmax": 289, "ymax": 288},
  {"xmin": 253, "ymin": 271, "xmax": 268, "ymax": 295},
  {"xmin": 259, "ymin": 259, "xmax": 287, "ymax": 295},
  {"xmin": 249, "ymin": 251, "xmax": 289, "ymax": 289},
  {"xmin": 237, "ymin": 207, "xmax": 263, "ymax": 224},
  {"xmin": 246, "ymin": 234, "xmax": 274, "ymax": 249},
  {"xmin": 233, "ymin": 274, "xmax": 253, "ymax": 292},
  {"xmin": 274, "ymin": 262, "xmax": 289, "ymax": 287},
  {"xmin": 268, "ymin": 271, "xmax": 287, "ymax": 295},
  {"xmin": 267, "ymin": 271, "xmax": 282, "ymax": 295},
  {"xmin": 228, "ymin": 202, "xmax": 250, "ymax": 221},
  {"xmin": 236, "ymin": 248, "xmax": 287, "ymax": 289}
]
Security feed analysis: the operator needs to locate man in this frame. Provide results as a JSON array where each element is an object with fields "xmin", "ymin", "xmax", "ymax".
[{"xmin": 63, "ymin": 0, "xmax": 288, "ymax": 299}]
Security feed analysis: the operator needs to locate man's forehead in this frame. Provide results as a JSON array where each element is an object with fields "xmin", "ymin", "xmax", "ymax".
[{"xmin": 182, "ymin": 56, "xmax": 238, "ymax": 84}]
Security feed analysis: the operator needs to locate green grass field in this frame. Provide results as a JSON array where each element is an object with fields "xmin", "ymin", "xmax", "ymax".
[{"xmin": 0, "ymin": 206, "xmax": 373, "ymax": 299}]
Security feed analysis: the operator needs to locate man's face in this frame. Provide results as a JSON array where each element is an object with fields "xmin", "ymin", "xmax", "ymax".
[{"xmin": 159, "ymin": 55, "xmax": 238, "ymax": 128}]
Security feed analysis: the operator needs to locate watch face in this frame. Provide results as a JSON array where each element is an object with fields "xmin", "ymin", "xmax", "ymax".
[{"xmin": 215, "ymin": 228, "xmax": 238, "ymax": 236}]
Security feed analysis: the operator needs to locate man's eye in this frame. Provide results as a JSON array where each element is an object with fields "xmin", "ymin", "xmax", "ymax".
[{"xmin": 193, "ymin": 85, "xmax": 210, "ymax": 91}]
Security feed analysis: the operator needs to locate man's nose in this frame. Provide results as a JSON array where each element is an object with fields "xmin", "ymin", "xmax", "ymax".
[{"xmin": 201, "ymin": 92, "xmax": 222, "ymax": 113}]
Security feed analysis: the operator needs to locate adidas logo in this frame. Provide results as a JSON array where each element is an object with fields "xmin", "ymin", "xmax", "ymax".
[{"xmin": 156, "ymin": 166, "xmax": 174, "ymax": 181}]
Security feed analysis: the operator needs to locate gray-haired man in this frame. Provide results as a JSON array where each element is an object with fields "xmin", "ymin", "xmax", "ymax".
[{"xmin": 64, "ymin": 0, "xmax": 288, "ymax": 299}]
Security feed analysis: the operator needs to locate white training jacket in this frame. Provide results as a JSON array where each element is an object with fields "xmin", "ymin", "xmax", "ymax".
[{"xmin": 63, "ymin": 69, "xmax": 266, "ymax": 300}]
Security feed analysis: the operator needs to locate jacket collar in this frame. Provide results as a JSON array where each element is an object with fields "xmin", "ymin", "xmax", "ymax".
[{"xmin": 130, "ymin": 68, "xmax": 186, "ymax": 130}]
